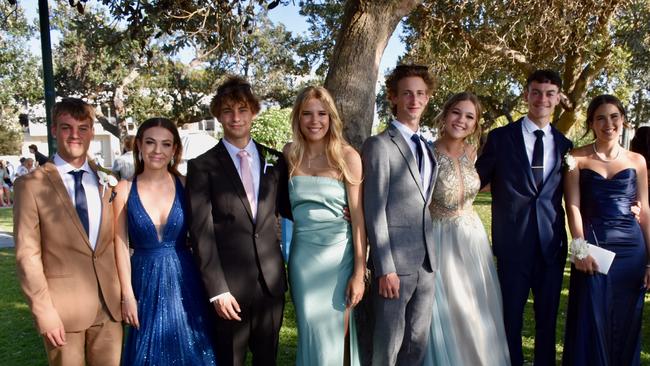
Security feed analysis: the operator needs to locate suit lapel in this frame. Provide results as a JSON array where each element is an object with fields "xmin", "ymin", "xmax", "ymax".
[
  {"xmin": 255, "ymin": 142, "xmax": 272, "ymax": 224},
  {"xmin": 539, "ymin": 126, "xmax": 566, "ymax": 194},
  {"xmin": 43, "ymin": 163, "xmax": 92, "ymax": 249},
  {"xmin": 88, "ymin": 160, "xmax": 113, "ymax": 253},
  {"xmin": 424, "ymin": 139, "xmax": 437, "ymax": 202},
  {"xmin": 511, "ymin": 119, "xmax": 538, "ymax": 192},
  {"xmin": 387, "ymin": 125, "xmax": 426, "ymax": 199},
  {"xmin": 215, "ymin": 141, "xmax": 255, "ymax": 221}
]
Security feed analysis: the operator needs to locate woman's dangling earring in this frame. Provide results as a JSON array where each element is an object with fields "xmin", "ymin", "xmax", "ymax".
[{"xmin": 138, "ymin": 152, "xmax": 143, "ymax": 162}]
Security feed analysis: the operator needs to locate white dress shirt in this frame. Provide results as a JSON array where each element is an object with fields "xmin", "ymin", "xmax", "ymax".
[
  {"xmin": 211, "ymin": 138, "xmax": 262, "ymax": 303},
  {"xmin": 392, "ymin": 120, "xmax": 433, "ymax": 194},
  {"xmin": 522, "ymin": 116, "xmax": 556, "ymax": 183},
  {"xmin": 53, "ymin": 154, "xmax": 102, "ymax": 249}
]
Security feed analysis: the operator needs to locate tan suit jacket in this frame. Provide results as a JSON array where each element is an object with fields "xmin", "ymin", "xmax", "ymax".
[{"xmin": 14, "ymin": 161, "xmax": 121, "ymax": 334}]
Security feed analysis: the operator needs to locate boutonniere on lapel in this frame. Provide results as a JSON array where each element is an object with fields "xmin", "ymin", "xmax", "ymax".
[
  {"xmin": 262, "ymin": 151, "xmax": 279, "ymax": 174},
  {"xmin": 563, "ymin": 151, "xmax": 577, "ymax": 172},
  {"xmin": 95, "ymin": 166, "xmax": 118, "ymax": 202}
]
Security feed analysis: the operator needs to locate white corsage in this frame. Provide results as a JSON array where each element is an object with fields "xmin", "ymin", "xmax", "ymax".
[
  {"xmin": 570, "ymin": 237, "xmax": 590, "ymax": 260},
  {"xmin": 96, "ymin": 170, "xmax": 118, "ymax": 199},
  {"xmin": 563, "ymin": 152, "xmax": 577, "ymax": 172},
  {"xmin": 263, "ymin": 153, "xmax": 279, "ymax": 174}
]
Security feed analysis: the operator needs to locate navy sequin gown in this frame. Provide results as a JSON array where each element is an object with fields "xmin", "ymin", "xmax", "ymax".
[
  {"xmin": 563, "ymin": 168, "xmax": 647, "ymax": 366},
  {"xmin": 122, "ymin": 176, "xmax": 217, "ymax": 365}
]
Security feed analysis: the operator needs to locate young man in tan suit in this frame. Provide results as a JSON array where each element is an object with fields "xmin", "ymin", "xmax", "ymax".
[{"xmin": 14, "ymin": 98, "xmax": 123, "ymax": 365}]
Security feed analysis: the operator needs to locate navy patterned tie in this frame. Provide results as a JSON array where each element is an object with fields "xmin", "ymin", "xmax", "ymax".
[
  {"xmin": 69, "ymin": 170, "xmax": 89, "ymax": 236},
  {"xmin": 411, "ymin": 134, "xmax": 424, "ymax": 175},
  {"xmin": 532, "ymin": 130, "xmax": 545, "ymax": 190}
]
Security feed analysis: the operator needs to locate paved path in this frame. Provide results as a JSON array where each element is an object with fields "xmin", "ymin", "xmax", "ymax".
[{"xmin": 0, "ymin": 231, "xmax": 13, "ymax": 248}]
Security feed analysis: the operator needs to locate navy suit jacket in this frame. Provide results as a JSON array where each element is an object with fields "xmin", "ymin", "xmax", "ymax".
[{"xmin": 476, "ymin": 118, "xmax": 573, "ymax": 264}]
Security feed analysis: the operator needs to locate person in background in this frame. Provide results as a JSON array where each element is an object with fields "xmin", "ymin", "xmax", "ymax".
[
  {"xmin": 15, "ymin": 157, "xmax": 34, "ymax": 179},
  {"xmin": 0, "ymin": 160, "xmax": 11, "ymax": 206},
  {"xmin": 630, "ymin": 125, "xmax": 650, "ymax": 196},
  {"xmin": 112, "ymin": 135, "xmax": 136, "ymax": 180},
  {"xmin": 284, "ymin": 86, "xmax": 366, "ymax": 365},
  {"xmin": 29, "ymin": 144, "xmax": 49, "ymax": 166}
]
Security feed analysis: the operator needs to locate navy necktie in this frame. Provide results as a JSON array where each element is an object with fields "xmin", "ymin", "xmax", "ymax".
[
  {"xmin": 532, "ymin": 130, "xmax": 545, "ymax": 190},
  {"xmin": 69, "ymin": 170, "xmax": 89, "ymax": 236},
  {"xmin": 411, "ymin": 134, "xmax": 424, "ymax": 175}
]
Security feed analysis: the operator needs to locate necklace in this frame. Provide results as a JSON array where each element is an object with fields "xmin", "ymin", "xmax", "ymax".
[
  {"xmin": 307, "ymin": 153, "xmax": 325, "ymax": 168},
  {"xmin": 592, "ymin": 143, "xmax": 621, "ymax": 162}
]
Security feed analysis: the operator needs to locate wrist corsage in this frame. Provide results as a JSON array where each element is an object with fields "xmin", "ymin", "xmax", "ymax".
[
  {"xmin": 570, "ymin": 237, "xmax": 590, "ymax": 260},
  {"xmin": 563, "ymin": 152, "xmax": 577, "ymax": 172}
]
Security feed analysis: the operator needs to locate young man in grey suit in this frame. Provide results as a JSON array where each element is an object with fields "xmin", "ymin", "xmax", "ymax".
[{"xmin": 362, "ymin": 65, "xmax": 438, "ymax": 366}]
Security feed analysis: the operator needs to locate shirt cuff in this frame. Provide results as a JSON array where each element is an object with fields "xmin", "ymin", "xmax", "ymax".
[{"xmin": 209, "ymin": 292, "xmax": 230, "ymax": 303}]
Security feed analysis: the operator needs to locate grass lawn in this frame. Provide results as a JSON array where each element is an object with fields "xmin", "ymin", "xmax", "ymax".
[
  {"xmin": 1, "ymin": 195, "xmax": 649, "ymax": 365},
  {"xmin": 0, "ymin": 207, "xmax": 13, "ymax": 232}
]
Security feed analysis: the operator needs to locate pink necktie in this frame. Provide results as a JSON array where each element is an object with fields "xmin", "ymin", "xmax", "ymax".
[{"xmin": 237, "ymin": 150, "xmax": 256, "ymax": 217}]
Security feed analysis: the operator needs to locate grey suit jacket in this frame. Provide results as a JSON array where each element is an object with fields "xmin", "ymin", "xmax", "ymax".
[{"xmin": 362, "ymin": 123, "xmax": 438, "ymax": 277}]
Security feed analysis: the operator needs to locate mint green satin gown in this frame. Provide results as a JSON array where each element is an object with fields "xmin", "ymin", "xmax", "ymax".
[{"xmin": 288, "ymin": 176, "xmax": 360, "ymax": 366}]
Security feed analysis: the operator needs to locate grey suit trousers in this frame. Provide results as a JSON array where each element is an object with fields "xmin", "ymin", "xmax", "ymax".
[{"xmin": 372, "ymin": 265, "xmax": 435, "ymax": 366}]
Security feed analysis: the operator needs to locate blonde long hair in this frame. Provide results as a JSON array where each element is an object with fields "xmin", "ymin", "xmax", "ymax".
[{"xmin": 287, "ymin": 86, "xmax": 358, "ymax": 184}]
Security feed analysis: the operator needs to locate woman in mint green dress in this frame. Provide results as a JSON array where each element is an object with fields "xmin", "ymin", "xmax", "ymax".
[{"xmin": 283, "ymin": 86, "xmax": 366, "ymax": 366}]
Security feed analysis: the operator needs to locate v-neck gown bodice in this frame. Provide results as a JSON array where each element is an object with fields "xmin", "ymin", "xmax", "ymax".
[{"xmin": 121, "ymin": 176, "xmax": 217, "ymax": 366}]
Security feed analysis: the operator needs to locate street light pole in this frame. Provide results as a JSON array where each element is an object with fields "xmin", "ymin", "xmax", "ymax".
[{"xmin": 38, "ymin": 0, "xmax": 56, "ymax": 156}]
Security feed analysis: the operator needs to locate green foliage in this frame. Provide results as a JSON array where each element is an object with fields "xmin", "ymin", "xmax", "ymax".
[
  {"xmin": 296, "ymin": 1, "xmax": 345, "ymax": 77},
  {"xmin": 0, "ymin": 122, "xmax": 22, "ymax": 155},
  {"xmin": 0, "ymin": 2, "xmax": 42, "ymax": 118},
  {"xmin": 251, "ymin": 108, "xmax": 292, "ymax": 150}
]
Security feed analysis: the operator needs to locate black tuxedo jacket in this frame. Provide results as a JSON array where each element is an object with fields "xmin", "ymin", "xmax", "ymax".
[
  {"xmin": 187, "ymin": 140, "xmax": 291, "ymax": 304},
  {"xmin": 475, "ymin": 118, "xmax": 573, "ymax": 264}
]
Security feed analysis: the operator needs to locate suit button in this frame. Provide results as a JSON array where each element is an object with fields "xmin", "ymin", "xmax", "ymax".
[
  {"xmin": 254, "ymin": 233, "xmax": 259, "ymax": 239},
  {"xmin": 92, "ymin": 255, "xmax": 97, "ymax": 261}
]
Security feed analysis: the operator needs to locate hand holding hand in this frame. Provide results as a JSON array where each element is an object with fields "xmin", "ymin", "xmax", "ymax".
[
  {"xmin": 378, "ymin": 272, "xmax": 400, "ymax": 299},
  {"xmin": 575, "ymin": 255, "xmax": 599, "ymax": 275},
  {"xmin": 214, "ymin": 293, "xmax": 242, "ymax": 321}
]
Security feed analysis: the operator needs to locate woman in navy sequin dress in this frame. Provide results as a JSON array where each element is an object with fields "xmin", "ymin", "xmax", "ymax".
[
  {"xmin": 114, "ymin": 118, "xmax": 217, "ymax": 365},
  {"xmin": 562, "ymin": 95, "xmax": 650, "ymax": 366}
]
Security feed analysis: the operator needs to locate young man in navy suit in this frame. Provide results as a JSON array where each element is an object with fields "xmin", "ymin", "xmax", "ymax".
[{"xmin": 476, "ymin": 70, "xmax": 572, "ymax": 366}]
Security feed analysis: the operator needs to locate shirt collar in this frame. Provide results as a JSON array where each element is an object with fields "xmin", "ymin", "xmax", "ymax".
[
  {"xmin": 222, "ymin": 138, "xmax": 256, "ymax": 156},
  {"xmin": 522, "ymin": 116, "xmax": 552, "ymax": 136},
  {"xmin": 53, "ymin": 153, "xmax": 93, "ymax": 174},
  {"xmin": 392, "ymin": 120, "xmax": 421, "ymax": 138}
]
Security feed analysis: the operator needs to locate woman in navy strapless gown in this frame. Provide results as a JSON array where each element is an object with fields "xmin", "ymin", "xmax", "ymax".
[
  {"xmin": 114, "ymin": 118, "xmax": 217, "ymax": 365},
  {"xmin": 563, "ymin": 95, "xmax": 650, "ymax": 366}
]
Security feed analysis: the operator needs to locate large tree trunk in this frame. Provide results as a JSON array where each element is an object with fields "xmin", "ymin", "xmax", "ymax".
[
  {"xmin": 323, "ymin": 2, "xmax": 422, "ymax": 364},
  {"xmin": 324, "ymin": 0, "xmax": 423, "ymax": 149}
]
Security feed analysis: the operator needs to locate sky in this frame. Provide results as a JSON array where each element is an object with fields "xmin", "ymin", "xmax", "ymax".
[{"xmin": 23, "ymin": 1, "xmax": 406, "ymax": 76}]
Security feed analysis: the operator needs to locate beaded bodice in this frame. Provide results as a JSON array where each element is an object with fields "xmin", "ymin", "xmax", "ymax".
[{"xmin": 429, "ymin": 146, "xmax": 480, "ymax": 219}]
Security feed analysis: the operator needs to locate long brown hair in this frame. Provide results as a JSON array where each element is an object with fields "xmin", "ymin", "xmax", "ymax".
[
  {"xmin": 133, "ymin": 117, "xmax": 183, "ymax": 177},
  {"xmin": 287, "ymin": 86, "xmax": 358, "ymax": 184},
  {"xmin": 435, "ymin": 92, "xmax": 483, "ymax": 147}
]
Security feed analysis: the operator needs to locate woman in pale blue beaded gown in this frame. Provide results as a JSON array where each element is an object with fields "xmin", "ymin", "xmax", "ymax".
[
  {"xmin": 283, "ymin": 86, "xmax": 366, "ymax": 366},
  {"xmin": 114, "ymin": 118, "xmax": 217, "ymax": 365},
  {"xmin": 423, "ymin": 93, "xmax": 510, "ymax": 366}
]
